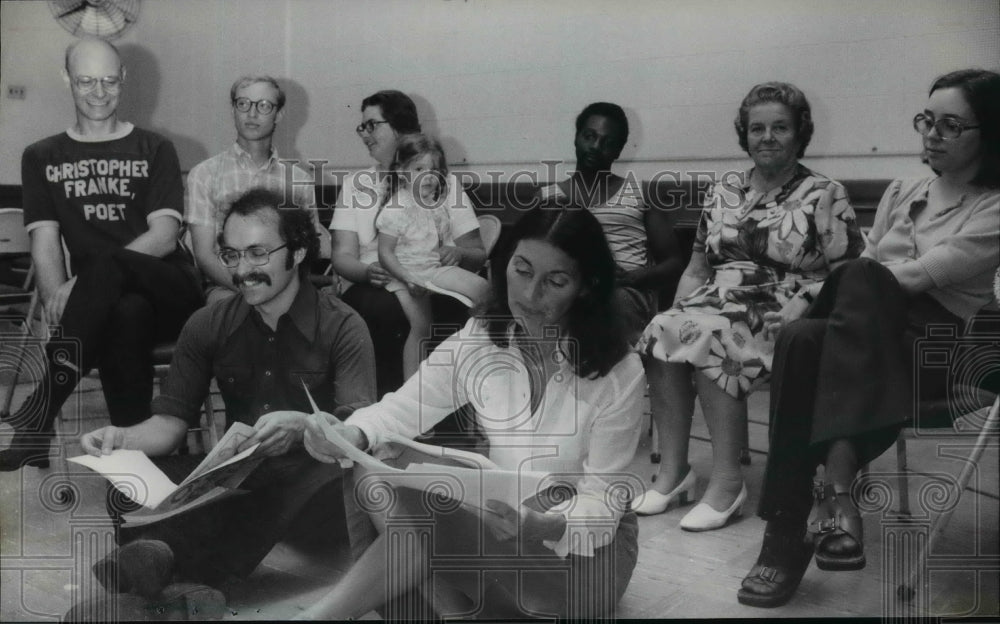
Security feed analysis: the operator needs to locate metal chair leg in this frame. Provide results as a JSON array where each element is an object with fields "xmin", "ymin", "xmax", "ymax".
[
  {"xmin": 896, "ymin": 434, "xmax": 911, "ymax": 516},
  {"xmin": 898, "ymin": 397, "xmax": 999, "ymax": 600}
]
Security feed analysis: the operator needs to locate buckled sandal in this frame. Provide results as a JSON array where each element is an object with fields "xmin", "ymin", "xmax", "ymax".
[
  {"xmin": 811, "ymin": 482, "xmax": 866, "ymax": 571},
  {"xmin": 737, "ymin": 523, "xmax": 814, "ymax": 608}
]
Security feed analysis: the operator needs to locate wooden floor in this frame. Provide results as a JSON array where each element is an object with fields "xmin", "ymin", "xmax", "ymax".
[{"xmin": 1, "ymin": 367, "xmax": 997, "ymax": 620}]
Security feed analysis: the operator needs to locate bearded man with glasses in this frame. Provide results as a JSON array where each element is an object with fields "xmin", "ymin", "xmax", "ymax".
[
  {"xmin": 73, "ymin": 188, "xmax": 375, "ymax": 613},
  {"xmin": 185, "ymin": 74, "xmax": 331, "ymax": 305},
  {"xmin": 3, "ymin": 38, "xmax": 204, "ymax": 471}
]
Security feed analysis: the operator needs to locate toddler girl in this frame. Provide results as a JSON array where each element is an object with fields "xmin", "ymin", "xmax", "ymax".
[{"xmin": 375, "ymin": 134, "xmax": 490, "ymax": 377}]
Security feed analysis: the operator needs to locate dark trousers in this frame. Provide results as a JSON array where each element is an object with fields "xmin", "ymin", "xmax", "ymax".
[
  {"xmin": 109, "ymin": 450, "xmax": 343, "ymax": 586},
  {"xmin": 341, "ymin": 283, "xmax": 468, "ymax": 398},
  {"xmin": 17, "ymin": 248, "xmax": 202, "ymax": 430},
  {"xmin": 758, "ymin": 258, "xmax": 963, "ymax": 524}
]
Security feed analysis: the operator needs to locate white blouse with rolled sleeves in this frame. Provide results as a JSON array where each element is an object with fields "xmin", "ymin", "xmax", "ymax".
[{"xmin": 346, "ymin": 317, "xmax": 646, "ymax": 558}]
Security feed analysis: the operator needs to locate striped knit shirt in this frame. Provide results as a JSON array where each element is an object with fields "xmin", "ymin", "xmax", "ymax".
[{"xmin": 539, "ymin": 178, "xmax": 649, "ymax": 271}]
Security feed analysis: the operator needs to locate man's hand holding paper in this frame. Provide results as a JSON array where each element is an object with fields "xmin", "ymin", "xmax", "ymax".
[
  {"xmin": 303, "ymin": 413, "xmax": 369, "ymax": 465},
  {"xmin": 239, "ymin": 410, "xmax": 311, "ymax": 457}
]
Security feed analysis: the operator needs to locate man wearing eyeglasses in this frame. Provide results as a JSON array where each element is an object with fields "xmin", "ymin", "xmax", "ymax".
[
  {"xmin": 2, "ymin": 38, "xmax": 204, "ymax": 471},
  {"xmin": 75, "ymin": 187, "xmax": 375, "ymax": 608},
  {"xmin": 185, "ymin": 75, "xmax": 331, "ymax": 304}
]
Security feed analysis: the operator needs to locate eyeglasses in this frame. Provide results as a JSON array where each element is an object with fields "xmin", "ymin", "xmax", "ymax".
[
  {"xmin": 913, "ymin": 113, "xmax": 980, "ymax": 140},
  {"xmin": 72, "ymin": 75, "xmax": 123, "ymax": 93},
  {"xmin": 217, "ymin": 243, "xmax": 288, "ymax": 268},
  {"xmin": 233, "ymin": 97, "xmax": 278, "ymax": 116},
  {"xmin": 356, "ymin": 119, "xmax": 390, "ymax": 134}
]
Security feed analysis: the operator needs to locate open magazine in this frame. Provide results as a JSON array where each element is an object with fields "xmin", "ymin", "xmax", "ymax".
[{"xmin": 68, "ymin": 422, "xmax": 264, "ymax": 526}]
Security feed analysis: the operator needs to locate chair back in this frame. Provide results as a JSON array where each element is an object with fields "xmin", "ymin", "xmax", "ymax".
[
  {"xmin": 0, "ymin": 208, "xmax": 30, "ymax": 255},
  {"xmin": 476, "ymin": 214, "xmax": 502, "ymax": 257}
]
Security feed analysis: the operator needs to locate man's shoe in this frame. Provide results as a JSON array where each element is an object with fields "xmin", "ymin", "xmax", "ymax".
[
  {"xmin": 737, "ymin": 522, "xmax": 814, "ymax": 608},
  {"xmin": 64, "ymin": 590, "xmax": 151, "ymax": 622},
  {"xmin": 148, "ymin": 582, "xmax": 227, "ymax": 620},
  {"xmin": 93, "ymin": 539, "xmax": 175, "ymax": 599}
]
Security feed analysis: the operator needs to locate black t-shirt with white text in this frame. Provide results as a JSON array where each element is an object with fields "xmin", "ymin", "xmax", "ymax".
[{"xmin": 21, "ymin": 125, "xmax": 187, "ymax": 274}]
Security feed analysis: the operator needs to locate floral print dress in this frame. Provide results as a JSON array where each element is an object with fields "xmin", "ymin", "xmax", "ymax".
[{"xmin": 637, "ymin": 165, "xmax": 864, "ymax": 399}]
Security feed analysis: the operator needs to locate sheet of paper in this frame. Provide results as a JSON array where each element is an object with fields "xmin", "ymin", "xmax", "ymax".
[
  {"xmin": 303, "ymin": 380, "xmax": 354, "ymax": 469},
  {"xmin": 315, "ymin": 416, "xmax": 397, "ymax": 472},
  {"xmin": 381, "ymin": 432, "xmax": 499, "ymax": 470},
  {"xmin": 68, "ymin": 450, "xmax": 178, "ymax": 509},
  {"xmin": 375, "ymin": 462, "xmax": 548, "ymax": 512},
  {"xmin": 422, "ymin": 281, "xmax": 473, "ymax": 307}
]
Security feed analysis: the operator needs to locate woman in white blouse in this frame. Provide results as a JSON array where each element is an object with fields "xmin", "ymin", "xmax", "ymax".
[{"xmin": 300, "ymin": 207, "xmax": 644, "ymax": 620}]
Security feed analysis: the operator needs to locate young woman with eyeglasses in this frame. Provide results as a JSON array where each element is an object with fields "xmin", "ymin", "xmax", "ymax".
[{"xmin": 738, "ymin": 68, "xmax": 1000, "ymax": 609}]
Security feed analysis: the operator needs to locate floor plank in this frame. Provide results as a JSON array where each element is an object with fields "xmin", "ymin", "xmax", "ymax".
[{"xmin": 1, "ymin": 378, "xmax": 997, "ymax": 620}]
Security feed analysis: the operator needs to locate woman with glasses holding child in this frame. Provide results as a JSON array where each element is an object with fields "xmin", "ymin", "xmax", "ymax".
[
  {"xmin": 329, "ymin": 91, "xmax": 486, "ymax": 397},
  {"xmin": 738, "ymin": 68, "xmax": 1000, "ymax": 608}
]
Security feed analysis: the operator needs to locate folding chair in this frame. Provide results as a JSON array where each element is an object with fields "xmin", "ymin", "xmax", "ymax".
[
  {"xmin": 1, "ymin": 214, "xmax": 219, "ymax": 453},
  {"xmin": 894, "ymin": 391, "xmax": 998, "ymax": 599},
  {"xmin": 886, "ymin": 312, "xmax": 1000, "ymax": 600},
  {"xmin": 0, "ymin": 208, "xmax": 42, "ymax": 418}
]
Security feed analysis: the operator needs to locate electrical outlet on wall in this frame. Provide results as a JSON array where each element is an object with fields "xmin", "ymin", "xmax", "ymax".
[{"xmin": 7, "ymin": 85, "xmax": 26, "ymax": 99}]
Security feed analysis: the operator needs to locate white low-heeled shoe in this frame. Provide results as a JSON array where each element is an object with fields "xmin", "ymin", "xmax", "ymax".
[
  {"xmin": 679, "ymin": 482, "xmax": 748, "ymax": 531},
  {"xmin": 633, "ymin": 468, "xmax": 697, "ymax": 516}
]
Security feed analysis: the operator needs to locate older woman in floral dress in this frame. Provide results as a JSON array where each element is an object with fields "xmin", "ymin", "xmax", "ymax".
[{"xmin": 634, "ymin": 82, "xmax": 865, "ymax": 530}]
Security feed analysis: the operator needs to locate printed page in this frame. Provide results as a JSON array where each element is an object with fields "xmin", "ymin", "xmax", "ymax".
[
  {"xmin": 311, "ymin": 415, "xmax": 550, "ymax": 511},
  {"xmin": 68, "ymin": 450, "xmax": 179, "ymax": 509},
  {"xmin": 179, "ymin": 422, "xmax": 258, "ymax": 484},
  {"xmin": 155, "ymin": 445, "xmax": 262, "ymax": 512},
  {"xmin": 68, "ymin": 425, "xmax": 262, "ymax": 513},
  {"xmin": 390, "ymin": 462, "xmax": 549, "ymax": 512}
]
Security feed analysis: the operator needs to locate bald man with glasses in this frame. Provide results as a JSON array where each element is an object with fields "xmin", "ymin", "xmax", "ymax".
[{"xmin": 2, "ymin": 38, "xmax": 204, "ymax": 471}]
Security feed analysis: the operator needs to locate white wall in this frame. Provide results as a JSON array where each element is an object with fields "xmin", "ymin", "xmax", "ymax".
[{"xmin": 1, "ymin": 0, "xmax": 998, "ymax": 187}]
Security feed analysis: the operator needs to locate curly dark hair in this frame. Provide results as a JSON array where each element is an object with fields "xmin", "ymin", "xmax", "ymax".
[
  {"xmin": 734, "ymin": 82, "xmax": 814, "ymax": 159},
  {"xmin": 575, "ymin": 101, "xmax": 630, "ymax": 151},
  {"xmin": 219, "ymin": 188, "xmax": 319, "ymax": 275},
  {"xmin": 479, "ymin": 207, "xmax": 629, "ymax": 379},
  {"xmin": 928, "ymin": 69, "xmax": 1000, "ymax": 188},
  {"xmin": 361, "ymin": 90, "xmax": 421, "ymax": 135}
]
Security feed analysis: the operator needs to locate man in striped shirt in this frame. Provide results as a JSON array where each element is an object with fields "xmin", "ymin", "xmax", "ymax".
[
  {"xmin": 538, "ymin": 101, "xmax": 684, "ymax": 338},
  {"xmin": 186, "ymin": 75, "xmax": 330, "ymax": 304}
]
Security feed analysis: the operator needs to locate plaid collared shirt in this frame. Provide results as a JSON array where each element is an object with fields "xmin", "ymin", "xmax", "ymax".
[{"xmin": 185, "ymin": 142, "xmax": 319, "ymax": 231}]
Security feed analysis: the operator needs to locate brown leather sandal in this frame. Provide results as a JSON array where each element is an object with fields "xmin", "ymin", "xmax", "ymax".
[
  {"xmin": 738, "ymin": 522, "xmax": 814, "ymax": 608},
  {"xmin": 811, "ymin": 482, "xmax": 865, "ymax": 571}
]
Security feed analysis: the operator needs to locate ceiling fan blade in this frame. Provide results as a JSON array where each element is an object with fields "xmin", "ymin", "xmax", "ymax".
[{"xmin": 54, "ymin": 1, "xmax": 88, "ymax": 20}]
